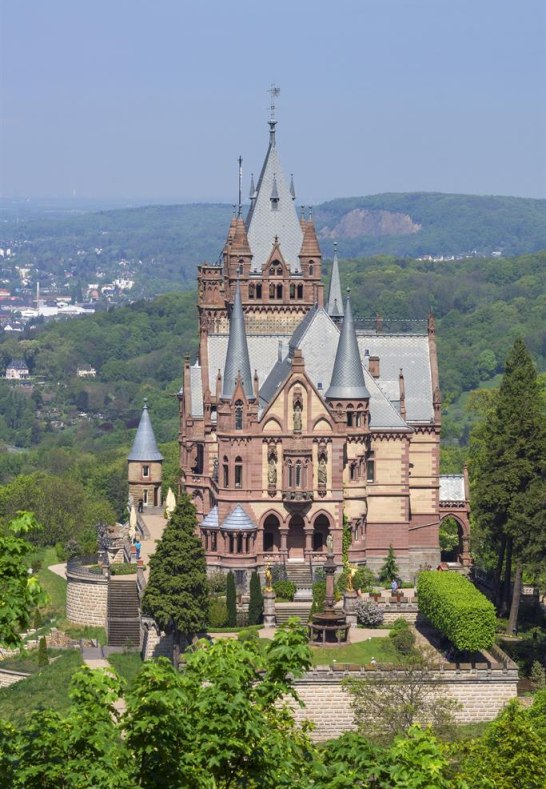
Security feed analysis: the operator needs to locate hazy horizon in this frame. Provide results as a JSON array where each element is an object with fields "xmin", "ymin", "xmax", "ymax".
[{"xmin": 1, "ymin": 0, "xmax": 545, "ymax": 202}]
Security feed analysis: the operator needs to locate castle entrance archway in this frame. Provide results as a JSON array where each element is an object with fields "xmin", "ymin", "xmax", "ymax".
[
  {"xmin": 287, "ymin": 514, "xmax": 305, "ymax": 559},
  {"xmin": 263, "ymin": 514, "xmax": 281, "ymax": 554},
  {"xmin": 313, "ymin": 514, "xmax": 330, "ymax": 553}
]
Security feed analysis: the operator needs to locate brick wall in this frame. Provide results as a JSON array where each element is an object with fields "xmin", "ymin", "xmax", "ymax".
[
  {"xmin": 0, "ymin": 669, "xmax": 30, "ymax": 687},
  {"xmin": 66, "ymin": 570, "xmax": 108, "ymax": 627},
  {"xmin": 291, "ymin": 664, "xmax": 518, "ymax": 740}
]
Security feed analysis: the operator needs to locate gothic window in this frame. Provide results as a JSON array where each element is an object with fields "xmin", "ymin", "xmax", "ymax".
[
  {"xmin": 238, "ymin": 260, "xmax": 244, "ymax": 275},
  {"xmin": 269, "ymin": 283, "xmax": 275, "ymax": 299},
  {"xmin": 367, "ymin": 452, "xmax": 375, "ymax": 483},
  {"xmin": 237, "ymin": 534, "xmax": 243, "ymax": 554},
  {"xmin": 297, "ymin": 284, "xmax": 303, "ymax": 298},
  {"xmin": 276, "ymin": 284, "xmax": 283, "ymax": 299},
  {"xmin": 287, "ymin": 461, "xmax": 293, "ymax": 487},
  {"xmin": 211, "ymin": 532, "xmax": 217, "ymax": 551},
  {"xmin": 229, "ymin": 534, "xmax": 234, "ymax": 553},
  {"xmin": 309, "ymin": 262, "xmax": 314, "ymax": 276},
  {"xmin": 256, "ymin": 284, "xmax": 262, "ymax": 298},
  {"xmin": 235, "ymin": 456, "xmax": 243, "ymax": 488},
  {"xmin": 295, "ymin": 460, "xmax": 302, "ymax": 488},
  {"xmin": 290, "ymin": 283, "xmax": 295, "ymax": 299},
  {"xmin": 223, "ymin": 456, "xmax": 229, "ymax": 487},
  {"xmin": 269, "ymin": 266, "xmax": 275, "ymax": 276},
  {"xmin": 350, "ymin": 462, "xmax": 357, "ymax": 481},
  {"xmin": 235, "ymin": 400, "xmax": 243, "ymax": 430},
  {"xmin": 248, "ymin": 283, "xmax": 255, "ymax": 299},
  {"xmin": 263, "ymin": 532, "xmax": 274, "ymax": 551}
]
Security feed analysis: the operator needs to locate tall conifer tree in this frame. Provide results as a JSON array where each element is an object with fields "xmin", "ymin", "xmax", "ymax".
[
  {"xmin": 470, "ymin": 337, "xmax": 546, "ymax": 630},
  {"xmin": 247, "ymin": 570, "xmax": 263, "ymax": 625},
  {"xmin": 142, "ymin": 494, "xmax": 209, "ymax": 663},
  {"xmin": 226, "ymin": 571, "xmax": 237, "ymax": 627}
]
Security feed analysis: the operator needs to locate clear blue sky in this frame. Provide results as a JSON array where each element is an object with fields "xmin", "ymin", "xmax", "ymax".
[{"xmin": 1, "ymin": 0, "xmax": 545, "ymax": 201}]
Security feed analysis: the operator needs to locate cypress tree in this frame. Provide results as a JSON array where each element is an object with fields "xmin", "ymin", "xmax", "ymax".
[
  {"xmin": 470, "ymin": 337, "xmax": 546, "ymax": 631},
  {"xmin": 247, "ymin": 570, "xmax": 263, "ymax": 626},
  {"xmin": 226, "ymin": 571, "xmax": 237, "ymax": 627},
  {"xmin": 379, "ymin": 545, "xmax": 399, "ymax": 583},
  {"xmin": 142, "ymin": 494, "xmax": 209, "ymax": 664},
  {"xmin": 37, "ymin": 636, "xmax": 49, "ymax": 667}
]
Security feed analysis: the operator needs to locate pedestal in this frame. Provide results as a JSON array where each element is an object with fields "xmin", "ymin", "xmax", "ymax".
[
  {"xmin": 263, "ymin": 589, "xmax": 276, "ymax": 627},
  {"xmin": 343, "ymin": 589, "xmax": 358, "ymax": 627}
]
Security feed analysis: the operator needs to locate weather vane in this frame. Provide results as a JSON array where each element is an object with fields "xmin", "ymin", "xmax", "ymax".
[{"xmin": 268, "ymin": 84, "xmax": 280, "ymax": 122}]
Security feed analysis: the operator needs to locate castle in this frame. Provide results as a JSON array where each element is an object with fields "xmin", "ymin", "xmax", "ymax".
[{"xmin": 129, "ymin": 116, "xmax": 470, "ymax": 581}]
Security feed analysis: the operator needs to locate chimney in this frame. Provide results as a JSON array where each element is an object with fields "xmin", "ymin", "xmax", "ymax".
[{"xmin": 369, "ymin": 356, "xmax": 380, "ymax": 378}]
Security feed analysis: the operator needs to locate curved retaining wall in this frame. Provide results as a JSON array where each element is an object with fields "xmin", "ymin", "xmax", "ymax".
[{"xmin": 66, "ymin": 567, "xmax": 108, "ymax": 627}]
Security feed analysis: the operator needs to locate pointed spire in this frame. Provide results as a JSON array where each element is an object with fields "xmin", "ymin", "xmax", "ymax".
[
  {"xmin": 327, "ymin": 242, "xmax": 344, "ymax": 319},
  {"xmin": 326, "ymin": 292, "xmax": 370, "ymax": 400},
  {"xmin": 249, "ymin": 173, "xmax": 256, "ymax": 200},
  {"xmin": 128, "ymin": 400, "xmax": 164, "ymax": 461},
  {"xmin": 221, "ymin": 280, "xmax": 254, "ymax": 400},
  {"xmin": 290, "ymin": 173, "xmax": 296, "ymax": 199}
]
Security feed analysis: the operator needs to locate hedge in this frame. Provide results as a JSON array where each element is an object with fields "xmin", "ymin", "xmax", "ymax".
[{"xmin": 417, "ymin": 571, "xmax": 496, "ymax": 652}]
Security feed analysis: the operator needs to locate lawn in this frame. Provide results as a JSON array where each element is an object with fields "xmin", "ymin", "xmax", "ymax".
[
  {"xmin": 0, "ymin": 648, "xmax": 64, "ymax": 675},
  {"xmin": 0, "ymin": 650, "xmax": 82, "ymax": 724},
  {"xmin": 310, "ymin": 637, "xmax": 405, "ymax": 666},
  {"xmin": 108, "ymin": 652, "xmax": 143, "ymax": 690},
  {"xmin": 33, "ymin": 547, "xmax": 67, "ymax": 622}
]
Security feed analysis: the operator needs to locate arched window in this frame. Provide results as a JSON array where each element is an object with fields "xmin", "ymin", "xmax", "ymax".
[
  {"xmin": 276, "ymin": 284, "xmax": 283, "ymax": 299},
  {"xmin": 211, "ymin": 532, "xmax": 217, "ymax": 551},
  {"xmin": 256, "ymin": 284, "xmax": 262, "ymax": 299},
  {"xmin": 297, "ymin": 284, "xmax": 303, "ymax": 298},
  {"xmin": 295, "ymin": 460, "xmax": 302, "ymax": 488},
  {"xmin": 248, "ymin": 283, "xmax": 255, "ymax": 299},
  {"xmin": 269, "ymin": 283, "xmax": 275, "ymax": 299},
  {"xmin": 309, "ymin": 262, "xmax": 314, "ymax": 276},
  {"xmin": 367, "ymin": 452, "xmax": 375, "ymax": 483},
  {"xmin": 235, "ymin": 456, "xmax": 243, "ymax": 488},
  {"xmin": 287, "ymin": 460, "xmax": 293, "ymax": 487},
  {"xmin": 290, "ymin": 283, "xmax": 295, "ymax": 299},
  {"xmin": 350, "ymin": 462, "xmax": 357, "ymax": 481},
  {"xmin": 235, "ymin": 400, "xmax": 243, "ymax": 430},
  {"xmin": 229, "ymin": 534, "xmax": 234, "ymax": 553},
  {"xmin": 238, "ymin": 260, "xmax": 244, "ymax": 275},
  {"xmin": 223, "ymin": 456, "xmax": 229, "ymax": 487}
]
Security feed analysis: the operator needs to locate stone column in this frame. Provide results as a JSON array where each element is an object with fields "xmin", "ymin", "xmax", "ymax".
[
  {"xmin": 343, "ymin": 589, "xmax": 358, "ymax": 628},
  {"xmin": 304, "ymin": 527, "xmax": 314, "ymax": 557},
  {"xmin": 263, "ymin": 589, "xmax": 276, "ymax": 627},
  {"xmin": 280, "ymin": 528, "xmax": 289, "ymax": 560}
]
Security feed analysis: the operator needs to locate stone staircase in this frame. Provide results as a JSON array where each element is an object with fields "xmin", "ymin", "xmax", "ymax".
[
  {"xmin": 107, "ymin": 577, "xmax": 140, "ymax": 647},
  {"xmin": 285, "ymin": 562, "xmax": 314, "ymax": 588},
  {"xmin": 275, "ymin": 601, "xmax": 313, "ymax": 625}
]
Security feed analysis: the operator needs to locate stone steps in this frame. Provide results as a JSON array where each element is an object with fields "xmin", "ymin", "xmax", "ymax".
[
  {"xmin": 107, "ymin": 578, "xmax": 140, "ymax": 647},
  {"xmin": 275, "ymin": 602, "xmax": 312, "ymax": 625}
]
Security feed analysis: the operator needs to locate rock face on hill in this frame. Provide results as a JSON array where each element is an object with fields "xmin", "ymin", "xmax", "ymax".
[{"xmin": 319, "ymin": 208, "xmax": 421, "ymax": 239}]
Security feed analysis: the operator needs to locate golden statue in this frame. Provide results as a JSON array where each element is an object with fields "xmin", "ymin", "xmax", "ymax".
[
  {"xmin": 264, "ymin": 564, "xmax": 273, "ymax": 592},
  {"xmin": 346, "ymin": 564, "xmax": 357, "ymax": 592}
]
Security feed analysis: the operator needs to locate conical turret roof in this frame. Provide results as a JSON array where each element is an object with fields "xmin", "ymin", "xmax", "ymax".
[
  {"xmin": 326, "ymin": 247, "xmax": 344, "ymax": 319},
  {"xmin": 326, "ymin": 294, "xmax": 370, "ymax": 400},
  {"xmin": 127, "ymin": 401, "xmax": 163, "ymax": 461},
  {"xmin": 221, "ymin": 280, "xmax": 254, "ymax": 400}
]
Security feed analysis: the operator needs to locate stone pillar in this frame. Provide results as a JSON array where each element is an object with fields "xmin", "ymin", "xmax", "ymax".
[
  {"xmin": 280, "ymin": 528, "xmax": 289, "ymax": 559},
  {"xmin": 263, "ymin": 589, "xmax": 276, "ymax": 627},
  {"xmin": 343, "ymin": 589, "xmax": 358, "ymax": 628},
  {"xmin": 304, "ymin": 527, "xmax": 314, "ymax": 557}
]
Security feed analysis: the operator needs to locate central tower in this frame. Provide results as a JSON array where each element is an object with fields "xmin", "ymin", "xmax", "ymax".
[{"xmin": 197, "ymin": 119, "xmax": 324, "ymax": 339}]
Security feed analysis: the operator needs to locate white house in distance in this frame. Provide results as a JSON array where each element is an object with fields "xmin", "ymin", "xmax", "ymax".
[
  {"xmin": 77, "ymin": 365, "xmax": 97, "ymax": 378},
  {"xmin": 5, "ymin": 358, "xmax": 30, "ymax": 380}
]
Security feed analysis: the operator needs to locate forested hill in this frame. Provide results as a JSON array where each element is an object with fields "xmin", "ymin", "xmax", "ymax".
[{"xmin": 2, "ymin": 193, "xmax": 545, "ymax": 297}]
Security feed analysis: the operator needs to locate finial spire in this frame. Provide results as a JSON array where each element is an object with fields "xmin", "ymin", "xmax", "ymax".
[
  {"xmin": 326, "ymin": 293, "xmax": 370, "ymax": 400},
  {"xmin": 326, "ymin": 242, "xmax": 344, "ymax": 320},
  {"xmin": 237, "ymin": 156, "xmax": 243, "ymax": 217},
  {"xmin": 267, "ymin": 84, "xmax": 280, "ymax": 144},
  {"xmin": 290, "ymin": 173, "xmax": 296, "ymax": 200},
  {"xmin": 221, "ymin": 280, "xmax": 254, "ymax": 400},
  {"xmin": 249, "ymin": 173, "xmax": 256, "ymax": 200}
]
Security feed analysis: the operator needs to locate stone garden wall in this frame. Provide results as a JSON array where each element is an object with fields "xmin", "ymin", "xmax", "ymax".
[
  {"xmin": 0, "ymin": 669, "xmax": 30, "ymax": 688},
  {"xmin": 292, "ymin": 657, "xmax": 519, "ymax": 740},
  {"xmin": 66, "ymin": 566, "xmax": 108, "ymax": 627}
]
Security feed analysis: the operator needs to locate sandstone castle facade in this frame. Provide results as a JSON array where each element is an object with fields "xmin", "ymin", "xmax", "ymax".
[{"xmin": 163, "ymin": 118, "xmax": 470, "ymax": 580}]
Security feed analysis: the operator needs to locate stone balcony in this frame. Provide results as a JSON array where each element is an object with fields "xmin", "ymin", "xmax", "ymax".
[{"xmin": 281, "ymin": 489, "xmax": 314, "ymax": 504}]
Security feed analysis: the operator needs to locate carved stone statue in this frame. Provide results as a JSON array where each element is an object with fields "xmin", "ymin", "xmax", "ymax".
[
  {"xmin": 267, "ymin": 456, "xmax": 277, "ymax": 486},
  {"xmin": 318, "ymin": 456, "xmax": 327, "ymax": 485},
  {"xmin": 264, "ymin": 564, "xmax": 273, "ymax": 591},
  {"xmin": 326, "ymin": 534, "xmax": 334, "ymax": 555},
  {"xmin": 293, "ymin": 403, "xmax": 302, "ymax": 431}
]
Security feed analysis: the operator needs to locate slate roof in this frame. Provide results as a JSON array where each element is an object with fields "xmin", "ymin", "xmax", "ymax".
[
  {"xmin": 221, "ymin": 280, "xmax": 255, "ymax": 400},
  {"xmin": 245, "ymin": 123, "xmax": 303, "ymax": 273},
  {"xmin": 220, "ymin": 505, "xmax": 257, "ymax": 531},
  {"xmin": 201, "ymin": 506, "xmax": 219, "ymax": 529},
  {"xmin": 358, "ymin": 335, "xmax": 433, "ymax": 422},
  {"xmin": 7, "ymin": 358, "xmax": 28, "ymax": 370},
  {"xmin": 326, "ymin": 250, "xmax": 344, "ymax": 319},
  {"xmin": 208, "ymin": 334, "xmax": 284, "ymax": 396},
  {"xmin": 326, "ymin": 296, "xmax": 370, "ymax": 400},
  {"xmin": 439, "ymin": 475, "xmax": 466, "ymax": 503},
  {"xmin": 190, "ymin": 362, "xmax": 204, "ymax": 418},
  {"xmin": 127, "ymin": 402, "xmax": 163, "ymax": 462}
]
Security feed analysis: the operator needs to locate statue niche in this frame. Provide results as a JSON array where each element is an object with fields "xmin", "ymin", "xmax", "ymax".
[
  {"xmin": 317, "ymin": 446, "xmax": 327, "ymax": 496},
  {"xmin": 267, "ymin": 447, "xmax": 278, "ymax": 495},
  {"xmin": 293, "ymin": 389, "xmax": 303, "ymax": 432}
]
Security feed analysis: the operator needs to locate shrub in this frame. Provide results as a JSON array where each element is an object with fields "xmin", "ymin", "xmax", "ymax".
[
  {"xmin": 33, "ymin": 609, "xmax": 42, "ymax": 630},
  {"xmin": 336, "ymin": 566, "xmax": 376, "ymax": 596},
  {"xmin": 379, "ymin": 545, "xmax": 399, "ymax": 583},
  {"xmin": 248, "ymin": 570, "xmax": 263, "ymax": 625},
  {"xmin": 272, "ymin": 580, "xmax": 296, "ymax": 601},
  {"xmin": 208, "ymin": 598, "xmax": 228, "ymax": 629},
  {"xmin": 530, "ymin": 660, "xmax": 546, "ymax": 689},
  {"xmin": 417, "ymin": 571, "xmax": 496, "ymax": 652},
  {"xmin": 226, "ymin": 571, "xmax": 237, "ymax": 627},
  {"xmin": 389, "ymin": 617, "xmax": 409, "ymax": 634},
  {"xmin": 207, "ymin": 571, "xmax": 226, "ymax": 595},
  {"xmin": 110, "ymin": 563, "xmax": 138, "ymax": 575},
  {"xmin": 37, "ymin": 636, "xmax": 49, "ymax": 667},
  {"xmin": 390, "ymin": 627, "xmax": 416, "ymax": 655},
  {"xmin": 310, "ymin": 580, "xmax": 326, "ymax": 617},
  {"xmin": 55, "ymin": 541, "xmax": 68, "ymax": 561},
  {"xmin": 237, "ymin": 627, "xmax": 260, "ymax": 645},
  {"xmin": 355, "ymin": 600, "xmax": 384, "ymax": 627}
]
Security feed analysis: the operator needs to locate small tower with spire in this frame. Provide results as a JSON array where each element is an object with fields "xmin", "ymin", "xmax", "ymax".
[
  {"xmin": 326, "ymin": 242, "xmax": 344, "ymax": 324},
  {"xmin": 127, "ymin": 399, "xmax": 163, "ymax": 509}
]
